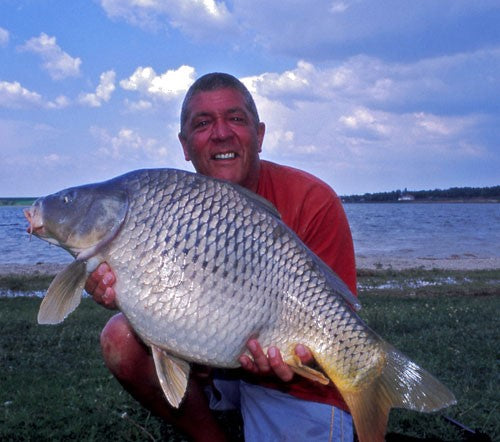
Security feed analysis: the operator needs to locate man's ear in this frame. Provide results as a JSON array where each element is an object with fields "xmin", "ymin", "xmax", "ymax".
[
  {"xmin": 257, "ymin": 122, "xmax": 265, "ymax": 153},
  {"xmin": 178, "ymin": 133, "xmax": 191, "ymax": 161}
]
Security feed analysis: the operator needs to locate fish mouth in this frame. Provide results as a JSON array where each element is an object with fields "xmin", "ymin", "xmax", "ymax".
[
  {"xmin": 24, "ymin": 206, "xmax": 47, "ymax": 237},
  {"xmin": 212, "ymin": 151, "xmax": 238, "ymax": 161}
]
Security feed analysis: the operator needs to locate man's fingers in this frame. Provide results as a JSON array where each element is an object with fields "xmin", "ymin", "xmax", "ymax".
[
  {"xmin": 268, "ymin": 346, "xmax": 294, "ymax": 382},
  {"xmin": 240, "ymin": 340, "xmax": 314, "ymax": 383},
  {"xmin": 85, "ymin": 263, "xmax": 108, "ymax": 295},
  {"xmin": 238, "ymin": 354, "xmax": 257, "ymax": 373},
  {"xmin": 98, "ymin": 270, "xmax": 116, "ymax": 292},
  {"xmin": 84, "ymin": 262, "xmax": 117, "ymax": 309},
  {"xmin": 247, "ymin": 339, "xmax": 271, "ymax": 373},
  {"xmin": 295, "ymin": 344, "xmax": 313, "ymax": 364},
  {"xmin": 101, "ymin": 287, "xmax": 117, "ymax": 309}
]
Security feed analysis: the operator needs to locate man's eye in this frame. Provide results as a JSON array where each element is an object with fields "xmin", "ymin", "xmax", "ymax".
[{"xmin": 195, "ymin": 120, "xmax": 209, "ymax": 128}]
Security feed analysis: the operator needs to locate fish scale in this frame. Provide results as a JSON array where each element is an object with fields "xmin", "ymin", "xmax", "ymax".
[{"xmin": 26, "ymin": 168, "xmax": 456, "ymax": 442}]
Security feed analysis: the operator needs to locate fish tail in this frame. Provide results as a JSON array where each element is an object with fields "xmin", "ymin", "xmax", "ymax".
[{"xmin": 321, "ymin": 341, "xmax": 456, "ymax": 442}]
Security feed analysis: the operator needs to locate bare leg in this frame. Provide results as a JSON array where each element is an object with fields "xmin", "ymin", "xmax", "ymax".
[{"xmin": 100, "ymin": 313, "xmax": 228, "ymax": 441}]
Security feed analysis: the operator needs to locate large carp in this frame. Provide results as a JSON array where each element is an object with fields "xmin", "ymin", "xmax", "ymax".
[{"xmin": 24, "ymin": 168, "xmax": 455, "ymax": 441}]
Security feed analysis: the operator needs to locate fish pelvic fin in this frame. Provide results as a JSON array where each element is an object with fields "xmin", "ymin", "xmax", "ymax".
[
  {"xmin": 284, "ymin": 354, "xmax": 330, "ymax": 385},
  {"xmin": 151, "ymin": 346, "xmax": 190, "ymax": 408},
  {"xmin": 328, "ymin": 341, "xmax": 456, "ymax": 442},
  {"xmin": 37, "ymin": 260, "xmax": 87, "ymax": 324}
]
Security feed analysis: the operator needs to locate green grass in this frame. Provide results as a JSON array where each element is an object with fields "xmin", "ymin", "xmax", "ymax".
[
  {"xmin": 1, "ymin": 269, "xmax": 498, "ymax": 441},
  {"xmin": 0, "ymin": 273, "xmax": 55, "ymax": 292},
  {"xmin": 0, "ymin": 298, "xmax": 171, "ymax": 441}
]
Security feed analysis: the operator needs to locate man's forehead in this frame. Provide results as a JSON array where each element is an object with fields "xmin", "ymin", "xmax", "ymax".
[{"xmin": 187, "ymin": 89, "xmax": 248, "ymax": 115}]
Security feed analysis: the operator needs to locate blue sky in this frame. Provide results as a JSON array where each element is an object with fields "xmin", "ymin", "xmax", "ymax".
[{"xmin": 1, "ymin": 0, "xmax": 499, "ymax": 197}]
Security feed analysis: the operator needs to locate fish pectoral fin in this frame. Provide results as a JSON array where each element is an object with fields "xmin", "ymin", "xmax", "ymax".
[
  {"xmin": 151, "ymin": 346, "xmax": 190, "ymax": 408},
  {"xmin": 284, "ymin": 355, "xmax": 330, "ymax": 385},
  {"xmin": 38, "ymin": 260, "xmax": 87, "ymax": 324}
]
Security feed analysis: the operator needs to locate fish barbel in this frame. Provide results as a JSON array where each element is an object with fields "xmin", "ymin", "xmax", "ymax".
[{"xmin": 24, "ymin": 168, "xmax": 455, "ymax": 441}]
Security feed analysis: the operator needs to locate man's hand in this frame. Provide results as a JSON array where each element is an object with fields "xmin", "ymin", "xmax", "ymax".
[
  {"xmin": 239, "ymin": 339, "xmax": 313, "ymax": 382},
  {"xmin": 84, "ymin": 262, "xmax": 118, "ymax": 309}
]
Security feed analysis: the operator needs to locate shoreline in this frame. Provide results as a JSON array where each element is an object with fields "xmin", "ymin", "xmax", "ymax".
[
  {"xmin": 355, "ymin": 255, "xmax": 500, "ymax": 271},
  {"xmin": 1, "ymin": 256, "xmax": 499, "ymax": 277}
]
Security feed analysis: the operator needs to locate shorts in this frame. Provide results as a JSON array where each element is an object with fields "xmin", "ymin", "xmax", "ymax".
[{"xmin": 206, "ymin": 377, "xmax": 353, "ymax": 442}]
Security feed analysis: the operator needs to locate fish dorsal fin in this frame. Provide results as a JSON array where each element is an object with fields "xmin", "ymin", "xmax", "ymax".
[
  {"xmin": 311, "ymin": 253, "xmax": 361, "ymax": 311},
  {"xmin": 151, "ymin": 346, "xmax": 190, "ymax": 408},
  {"xmin": 225, "ymin": 177, "xmax": 358, "ymax": 310},
  {"xmin": 284, "ymin": 354, "xmax": 330, "ymax": 385},
  {"xmin": 228, "ymin": 182, "xmax": 282, "ymax": 220},
  {"xmin": 38, "ymin": 260, "xmax": 87, "ymax": 324}
]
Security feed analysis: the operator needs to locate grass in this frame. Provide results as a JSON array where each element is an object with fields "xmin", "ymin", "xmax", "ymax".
[
  {"xmin": 0, "ymin": 273, "xmax": 55, "ymax": 292},
  {"xmin": 0, "ymin": 269, "xmax": 498, "ymax": 441}
]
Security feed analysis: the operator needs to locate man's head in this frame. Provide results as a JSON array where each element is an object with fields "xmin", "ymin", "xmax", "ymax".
[
  {"xmin": 180, "ymin": 73, "xmax": 260, "ymax": 137},
  {"xmin": 179, "ymin": 73, "xmax": 265, "ymax": 191}
]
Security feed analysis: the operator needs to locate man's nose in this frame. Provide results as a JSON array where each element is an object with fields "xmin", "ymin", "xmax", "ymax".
[{"xmin": 212, "ymin": 119, "xmax": 232, "ymax": 140}]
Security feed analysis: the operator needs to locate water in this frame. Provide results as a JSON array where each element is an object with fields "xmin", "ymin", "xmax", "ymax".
[
  {"xmin": 1, "ymin": 206, "xmax": 71, "ymax": 265},
  {"xmin": 1, "ymin": 203, "xmax": 499, "ymax": 266},
  {"xmin": 344, "ymin": 203, "xmax": 500, "ymax": 260}
]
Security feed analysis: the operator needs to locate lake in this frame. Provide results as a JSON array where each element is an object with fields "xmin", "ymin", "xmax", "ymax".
[{"xmin": 1, "ymin": 203, "xmax": 499, "ymax": 266}]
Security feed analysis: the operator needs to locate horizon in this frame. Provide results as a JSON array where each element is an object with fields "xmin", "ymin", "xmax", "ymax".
[
  {"xmin": 1, "ymin": 1, "xmax": 500, "ymax": 197},
  {"xmin": 2, "ymin": 183, "xmax": 499, "ymax": 201}
]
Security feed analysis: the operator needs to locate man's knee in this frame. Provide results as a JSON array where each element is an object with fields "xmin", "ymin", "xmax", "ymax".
[{"xmin": 100, "ymin": 313, "xmax": 151, "ymax": 380}]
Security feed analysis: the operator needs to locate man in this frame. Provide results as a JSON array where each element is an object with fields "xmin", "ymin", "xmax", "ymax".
[{"xmin": 86, "ymin": 73, "xmax": 357, "ymax": 441}]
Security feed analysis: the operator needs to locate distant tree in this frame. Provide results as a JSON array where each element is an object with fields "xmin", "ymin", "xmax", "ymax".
[{"xmin": 341, "ymin": 186, "xmax": 500, "ymax": 203}]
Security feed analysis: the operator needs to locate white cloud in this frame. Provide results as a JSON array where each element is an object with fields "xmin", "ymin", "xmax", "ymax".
[
  {"xmin": 243, "ymin": 61, "xmax": 316, "ymax": 100},
  {"xmin": 120, "ymin": 65, "xmax": 195, "ymax": 101},
  {"xmin": 339, "ymin": 108, "xmax": 390, "ymax": 136},
  {"xmin": 0, "ymin": 80, "xmax": 70, "ymax": 109},
  {"xmin": 246, "ymin": 47, "xmax": 500, "ymax": 115},
  {"xmin": 415, "ymin": 113, "xmax": 453, "ymax": 136},
  {"xmin": 123, "ymin": 99, "xmax": 153, "ymax": 112},
  {"xmin": 0, "ymin": 81, "xmax": 42, "ymax": 108},
  {"xmin": 79, "ymin": 70, "xmax": 116, "ymax": 107},
  {"xmin": 19, "ymin": 33, "xmax": 82, "ymax": 80},
  {"xmin": 91, "ymin": 126, "xmax": 170, "ymax": 161},
  {"xmin": 240, "ymin": 58, "xmax": 492, "ymax": 194},
  {"xmin": 233, "ymin": 0, "xmax": 500, "ymax": 61},
  {"xmin": 0, "ymin": 120, "xmax": 57, "ymax": 153},
  {"xmin": 98, "ymin": 0, "xmax": 500, "ymax": 63},
  {"xmin": 47, "ymin": 95, "xmax": 71, "ymax": 109},
  {"xmin": 0, "ymin": 27, "xmax": 9, "ymax": 46},
  {"xmin": 99, "ymin": 0, "xmax": 236, "ymax": 39},
  {"xmin": 42, "ymin": 153, "xmax": 66, "ymax": 165},
  {"xmin": 329, "ymin": 2, "xmax": 350, "ymax": 14}
]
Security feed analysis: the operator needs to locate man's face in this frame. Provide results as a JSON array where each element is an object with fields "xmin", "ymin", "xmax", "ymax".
[{"xmin": 179, "ymin": 88, "xmax": 265, "ymax": 191}]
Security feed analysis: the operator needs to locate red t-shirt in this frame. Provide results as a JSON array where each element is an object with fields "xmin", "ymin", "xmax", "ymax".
[{"xmin": 252, "ymin": 159, "xmax": 357, "ymax": 411}]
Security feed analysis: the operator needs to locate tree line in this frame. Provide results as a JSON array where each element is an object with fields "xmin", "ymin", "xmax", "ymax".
[
  {"xmin": 2, "ymin": 185, "xmax": 499, "ymax": 206},
  {"xmin": 0, "ymin": 198, "xmax": 36, "ymax": 206},
  {"xmin": 341, "ymin": 185, "xmax": 500, "ymax": 203}
]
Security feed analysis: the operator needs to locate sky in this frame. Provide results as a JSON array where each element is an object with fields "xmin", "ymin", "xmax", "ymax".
[{"xmin": 1, "ymin": 0, "xmax": 499, "ymax": 197}]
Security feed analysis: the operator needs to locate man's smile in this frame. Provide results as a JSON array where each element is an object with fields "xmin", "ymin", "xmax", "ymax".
[{"xmin": 213, "ymin": 152, "xmax": 238, "ymax": 160}]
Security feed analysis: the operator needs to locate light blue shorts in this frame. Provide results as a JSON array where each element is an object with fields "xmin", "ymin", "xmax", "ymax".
[{"xmin": 206, "ymin": 378, "xmax": 353, "ymax": 442}]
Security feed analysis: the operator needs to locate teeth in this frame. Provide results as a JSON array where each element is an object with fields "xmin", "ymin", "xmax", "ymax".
[{"xmin": 214, "ymin": 152, "xmax": 236, "ymax": 160}]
